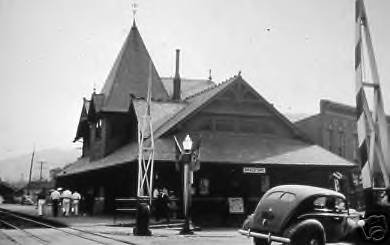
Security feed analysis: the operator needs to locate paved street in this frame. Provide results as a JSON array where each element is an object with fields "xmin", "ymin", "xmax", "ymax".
[
  {"xmin": 0, "ymin": 204, "xmax": 380, "ymax": 244},
  {"xmin": 0, "ymin": 225, "xmax": 360, "ymax": 245},
  {"xmin": 0, "ymin": 226, "xmax": 250, "ymax": 245}
]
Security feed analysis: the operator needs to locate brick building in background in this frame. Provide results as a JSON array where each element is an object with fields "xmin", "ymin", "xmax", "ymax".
[{"xmin": 295, "ymin": 99, "xmax": 390, "ymax": 208}]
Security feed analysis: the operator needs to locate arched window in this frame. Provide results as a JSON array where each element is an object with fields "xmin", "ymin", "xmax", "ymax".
[
  {"xmin": 95, "ymin": 119, "xmax": 103, "ymax": 139},
  {"xmin": 338, "ymin": 127, "xmax": 345, "ymax": 157},
  {"xmin": 327, "ymin": 124, "xmax": 334, "ymax": 151}
]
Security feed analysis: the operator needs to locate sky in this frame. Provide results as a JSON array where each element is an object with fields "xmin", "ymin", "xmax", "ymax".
[{"xmin": 0, "ymin": 0, "xmax": 389, "ymax": 160}]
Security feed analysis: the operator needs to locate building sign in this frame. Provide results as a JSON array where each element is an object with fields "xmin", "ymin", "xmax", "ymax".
[
  {"xmin": 228, "ymin": 197, "xmax": 244, "ymax": 214},
  {"xmin": 243, "ymin": 167, "xmax": 266, "ymax": 174}
]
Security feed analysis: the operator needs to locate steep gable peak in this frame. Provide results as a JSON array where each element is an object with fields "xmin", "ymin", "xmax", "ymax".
[{"xmin": 100, "ymin": 21, "xmax": 169, "ymax": 112}]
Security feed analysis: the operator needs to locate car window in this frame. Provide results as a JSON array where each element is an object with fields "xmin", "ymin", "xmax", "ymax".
[
  {"xmin": 266, "ymin": 191, "xmax": 283, "ymax": 200},
  {"xmin": 313, "ymin": 196, "xmax": 347, "ymax": 213},
  {"xmin": 313, "ymin": 196, "xmax": 326, "ymax": 208},
  {"xmin": 266, "ymin": 191, "xmax": 296, "ymax": 202},
  {"xmin": 335, "ymin": 197, "xmax": 347, "ymax": 212},
  {"xmin": 280, "ymin": 192, "xmax": 296, "ymax": 202}
]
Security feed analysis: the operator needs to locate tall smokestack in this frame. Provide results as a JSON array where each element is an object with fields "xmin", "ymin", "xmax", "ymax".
[{"xmin": 173, "ymin": 49, "xmax": 181, "ymax": 101}]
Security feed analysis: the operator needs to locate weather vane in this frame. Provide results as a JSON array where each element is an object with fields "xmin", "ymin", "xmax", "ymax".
[{"xmin": 131, "ymin": 1, "xmax": 138, "ymax": 20}]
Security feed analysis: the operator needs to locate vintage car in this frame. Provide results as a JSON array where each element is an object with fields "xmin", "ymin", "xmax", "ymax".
[{"xmin": 239, "ymin": 185, "xmax": 364, "ymax": 245}]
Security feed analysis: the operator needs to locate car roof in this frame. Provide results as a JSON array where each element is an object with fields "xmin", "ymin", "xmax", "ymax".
[{"xmin": 267, "ymin": 185, "xmax": 346, "ymax": 200}]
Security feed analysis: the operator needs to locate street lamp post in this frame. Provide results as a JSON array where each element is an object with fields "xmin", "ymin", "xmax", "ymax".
[{"xmin": 180, "ymin": 135, "xmax": 194, "ymax": 235}]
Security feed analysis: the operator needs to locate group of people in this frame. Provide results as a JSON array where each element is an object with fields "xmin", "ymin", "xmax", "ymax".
[
  {"xmin": 37, "ymin": 188, "xmax": 81, "ymax": 217},
  {"xmin": 153, "ymin": 187, "xmax": 177, "ymax": 222}
]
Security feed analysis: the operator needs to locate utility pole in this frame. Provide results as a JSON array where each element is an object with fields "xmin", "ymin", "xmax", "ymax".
[
  {"xmin": 27, "ymin": 146, "xmax": 35, "ymax": 195},
  {"xmin": 39, "ymin": 161, "xmax": 45, "ymax": 182}
]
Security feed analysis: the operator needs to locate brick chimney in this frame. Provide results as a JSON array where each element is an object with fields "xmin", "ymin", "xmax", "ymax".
[{"xmin": 172, "ymin": 49, "xmax": 181, "ymax": 101}]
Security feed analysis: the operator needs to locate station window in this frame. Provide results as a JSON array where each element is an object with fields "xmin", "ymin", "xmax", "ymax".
[
  {"xmin": 353, "ymin": 133, "xmax": 359, "ymax": 162},
  {"xmin": 197, "ymin": 119, "xmax": 212, "ymax": 131},
  {"xmin": 327, "ymin": 125, "xmax": 334, "ymax": 152},
  {"xmin": 95, "ymin": 119, "xmax": 103, "ymax": 139},
  {"xmin": 338, "ymin": 130, "xmax": 345, "ymax": 157}
]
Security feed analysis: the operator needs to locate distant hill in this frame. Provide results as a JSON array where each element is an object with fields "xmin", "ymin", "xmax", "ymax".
[{"xmin": 0, "ymin": 148, "xmax": 80, "ymax": 183}]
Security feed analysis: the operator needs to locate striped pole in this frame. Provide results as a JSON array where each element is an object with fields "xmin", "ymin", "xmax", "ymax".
[
  {"xmin": 355, "ymin": 0, "xmax": 371, "ymax": 189},
  {"xmin": 355, "ymin": 0, "xmax": 390, "ymax": 189}
]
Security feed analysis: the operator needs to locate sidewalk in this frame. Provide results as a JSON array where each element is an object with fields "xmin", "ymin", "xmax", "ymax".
[{"xmin": 0, "ymin": 203, "xmax": 184, "ymax": 228}]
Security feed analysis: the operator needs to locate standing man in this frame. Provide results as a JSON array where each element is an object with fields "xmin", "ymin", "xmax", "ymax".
[
  {"xmin": 61, "ymin": 189, "xmax": 72, "ymax": 216},
  {"xmin": 71, "ymin": 190, "xmax": 81, "ymax": 216},
  {"xmin": 161, "ymin": 188, "xmax": 170, "ymax": 222},
  {"xmin": 37, "ymin": 188, "xmax": 46, "ymax": 216},
  {"xmin": 50, "ymin": 189, "xmax": 61, "ymax": 217}
]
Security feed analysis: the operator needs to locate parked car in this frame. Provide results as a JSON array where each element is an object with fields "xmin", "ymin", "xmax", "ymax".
[
  {"xmin": 20, "ymin": 195, "xmax": 35, "ymax": 205},
  {"xmin": 239, "ymin": 185, "xmax": 379, "ymax": 245}
]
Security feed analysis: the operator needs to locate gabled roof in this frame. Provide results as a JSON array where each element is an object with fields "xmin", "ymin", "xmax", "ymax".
[
  {"xmin": 198, "ymin": 132, "xmax": 355, "ymax": 165},
  {"xmin": 92, "ymin": 93, "xmax": 105, "ymax": 113},
  {"xmin": 86, "ymin": 93, "xmax": 105, "ymax": 122},
  {"xmin": 161, "ymin": 77, "xmax": 215, "ymax": 100},
  {"xmin": 58, "ymin": 137, "xmax": 176, "ymax": 176},
  {"xmin": 154, "ymin": 74, "xmax": 239, "ymax": 138},
  {"xmin": 74, "ymin": 98, "xmax": 90, "ymax": 141},
  {"xmin": 65, "ymin": 73, "xmax": 357, "ymax": 176},
  {"xmin": 132, "ymin": 99, "xmax": 185, "ymax": 137},
  {"xmin": 100, "ymin": 22, "xmax": 169, "ymax": 112},
  {"xmin": 238, "ymin": 78, "xmax": 306, "ymax": 140},
  {"xmin": 154, "ymin": 74, "xmax": 305, "ymax": 140}
]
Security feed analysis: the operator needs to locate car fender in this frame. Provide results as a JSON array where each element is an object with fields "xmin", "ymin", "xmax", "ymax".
[{"xmin": 242, "ymin": 213, "xmax": 254, "ymax": 230}]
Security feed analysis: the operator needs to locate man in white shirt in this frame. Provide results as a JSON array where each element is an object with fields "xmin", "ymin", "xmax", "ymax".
[
  {"xmin": 61, "ymin": 189, "xmax": 72, "ymax": 216},
  {"xmin": 37, "ymin": 188, "xmax": 46, "ymax": 216},
  {"xmin": 50, "ymin": 189, "xmax": 61, "ymax": 217},
  {"xmin": 71, "ymin": 191, "xmax": 81, "ymax": 216}
]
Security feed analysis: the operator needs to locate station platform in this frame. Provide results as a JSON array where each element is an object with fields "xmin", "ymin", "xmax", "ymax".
[{"xmin": 0, "ymin": 203, "xmax": 184, "ymax": 228}]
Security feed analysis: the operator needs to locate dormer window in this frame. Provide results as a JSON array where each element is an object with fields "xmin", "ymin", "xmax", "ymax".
[{"xmin": 96, "ymin": 119, "xmax": 103, "ymax": 139}]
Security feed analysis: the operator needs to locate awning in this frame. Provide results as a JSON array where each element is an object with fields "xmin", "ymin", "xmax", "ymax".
[{"xmin": 59, "ymin": 132, "xmax": 356, "ymax": 177}]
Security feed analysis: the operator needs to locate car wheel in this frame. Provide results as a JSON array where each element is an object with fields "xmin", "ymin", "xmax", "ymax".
[
  {"xmin": 285, "ymin": 219, "xmax": 326, "ymax": 245},
  {"xmin": 253, "ymin": 237, "xmax": 268, "ymax": 245}
]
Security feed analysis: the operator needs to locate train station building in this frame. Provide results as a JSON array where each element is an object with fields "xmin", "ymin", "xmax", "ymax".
[{"xmin": 56, "ymin": 21, "xmax": 357, "ymax": 221}]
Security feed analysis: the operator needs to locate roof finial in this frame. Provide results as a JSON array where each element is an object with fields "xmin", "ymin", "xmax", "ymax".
[
  {"xmin": 131, "ymin": 1, "xmax": 138, "ymax": 26},
  {"xmin": 208, "ymin": 69, "xmax": 212, "ymax": 81}
]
